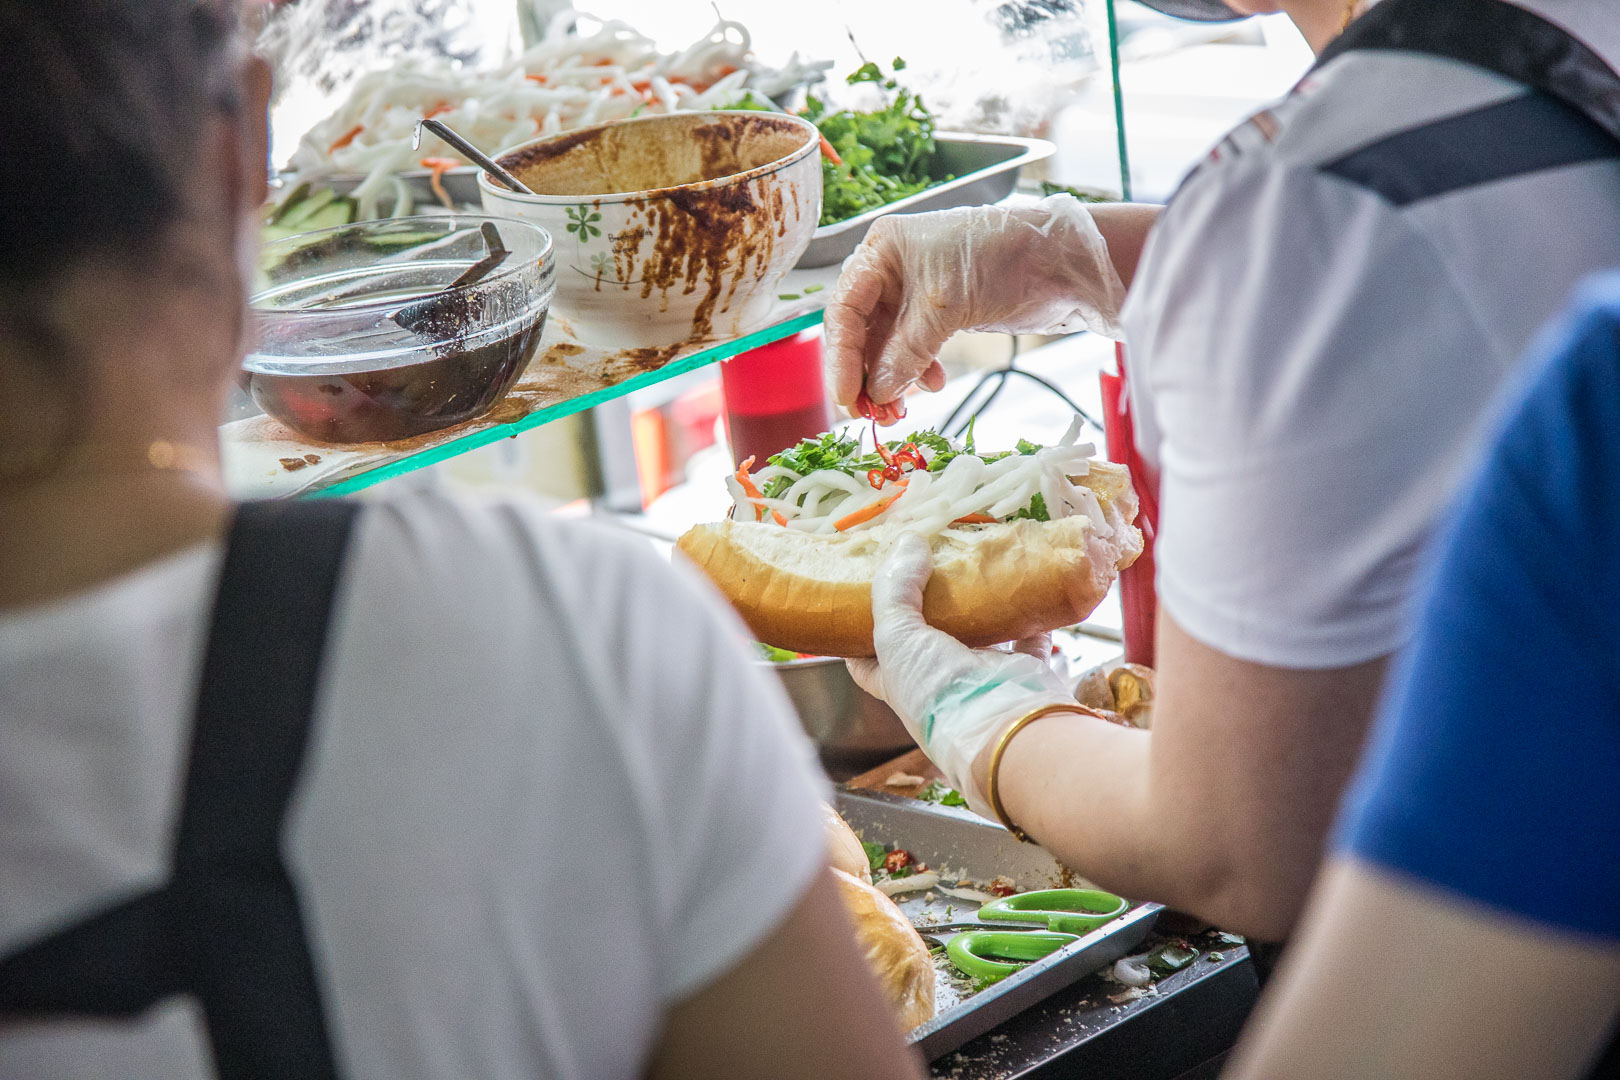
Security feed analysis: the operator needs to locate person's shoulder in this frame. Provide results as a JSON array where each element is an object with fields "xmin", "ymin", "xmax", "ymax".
[
  {"xmin": 350, "ymin": 487, "xmax": 662, "ymax": 585},
  {"xmin": 1170, "ymin": 48, "xmax": 1530, "ymax": 211},
  {"xmin": 343, "ymin": 486, "xmax": 756, "ymax": 671},
  {"xmin": 1510, "ymin": 271, "xmax": 1620, "ymax": 446}
]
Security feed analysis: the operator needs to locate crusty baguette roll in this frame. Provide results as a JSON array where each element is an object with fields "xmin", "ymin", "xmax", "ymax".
[
  {"xmin": 678, "ymin": 465, "xmax": 1141, "ymax": 657},
  {"xmin": 823, "ymin": 804, "xmax": 872, "ymax": 883},
  {"xmin": 830, "ymin": 867, "xmax": 936, "ymax": 1029}
]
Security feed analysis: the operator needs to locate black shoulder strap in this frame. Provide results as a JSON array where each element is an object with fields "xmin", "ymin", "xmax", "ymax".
[
  {"xmin": 0, "ymin": 499, "xmax": 360, "ymax": 1080},
  {"xmin": 1316, "ymin": 0, "xmax": 1620, "ymax": 144}
]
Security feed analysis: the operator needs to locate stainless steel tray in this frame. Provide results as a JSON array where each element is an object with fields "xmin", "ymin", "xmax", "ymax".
[
  {"xmin": 797, "ymin": 132, "xmax": 1056, "ymax": 269},
  {"xmin": 318, "ymin": 167, "xmax": 483, "ymax": 210},
  {"xmin": 834, "ymin": 788, "xmax": 1160, "ymax": 1062}
]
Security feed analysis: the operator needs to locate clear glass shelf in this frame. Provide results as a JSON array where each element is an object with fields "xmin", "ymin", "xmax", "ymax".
[{"xmin": 272, "ymin": 308, "xmax": 824, "ymax": 499}]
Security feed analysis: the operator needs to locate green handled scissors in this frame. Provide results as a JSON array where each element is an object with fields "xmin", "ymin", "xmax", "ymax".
[
  {"xmin": 977, "ymin": 888, "xmax": 1129, "ymax": 935},
  {"xmin": 924, "ymin": 888, "xmax": 1130, "ymax": 984}
]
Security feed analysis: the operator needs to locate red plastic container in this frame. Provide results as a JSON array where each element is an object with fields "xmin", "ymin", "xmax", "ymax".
[
  {"xmin": 721, "ymin": 329, "xmax": 832, "ymax": 469},
  {"xmin": 1101, "ymin": 343, "xmax": 1161, "ymax": 667}
]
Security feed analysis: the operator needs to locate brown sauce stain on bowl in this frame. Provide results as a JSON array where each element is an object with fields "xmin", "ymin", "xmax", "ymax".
[{"xmin": 500, "ymin": 112, "xmax": 810, "ymax": 341}]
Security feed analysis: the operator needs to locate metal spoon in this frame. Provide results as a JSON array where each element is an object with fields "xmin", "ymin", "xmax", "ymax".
[{"xmin": 413, "ymin": 118, "xmax": 535, "ymax": 194}]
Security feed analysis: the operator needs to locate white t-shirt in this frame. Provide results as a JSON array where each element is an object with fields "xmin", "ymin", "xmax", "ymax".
[
  {"xmin": 1121, "ymin": 2, "xmax": 1620, "ymax": 668},
  {"xmin": 0, "ymin": 491, "xmax": 829, "ymax": 1080}
]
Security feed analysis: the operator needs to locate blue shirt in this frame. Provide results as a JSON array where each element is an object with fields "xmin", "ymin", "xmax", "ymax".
[{"xmin": 1336, "ymin": 272, "xmax": 1620, "ymax": 939}]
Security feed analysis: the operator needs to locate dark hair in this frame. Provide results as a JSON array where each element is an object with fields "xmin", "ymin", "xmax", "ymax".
[{"xmin": 0, "ymin": 0, "xmax": 242, "ymax": 294}]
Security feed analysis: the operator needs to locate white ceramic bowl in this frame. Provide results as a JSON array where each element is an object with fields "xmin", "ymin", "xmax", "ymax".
[{"xmin": 479, "ymin": 110, "xmax": 821, "ymax": 350}]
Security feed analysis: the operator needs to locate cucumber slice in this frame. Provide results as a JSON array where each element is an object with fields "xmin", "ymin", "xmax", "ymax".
[
  {"xmin": 298, "ymin": 197, "xmax": 356, "ymax": 231},
  {"xmin": 265, "ymin": 181, "xmax": 311, "ymax": 226},
  {"xmin": 278, "ymin": 187, "xmax": 338, "ymax": 230}
]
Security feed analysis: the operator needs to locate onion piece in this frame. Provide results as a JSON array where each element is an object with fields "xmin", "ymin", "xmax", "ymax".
[
  {"xmin": 1112, "ymin": 954, "xmax": 1153, "ymax": 988},
  {"xmin": 936, "ymin": 884, "xmax": 998, "ymax": 903},
  {"xmin": 874, "ymin": 871, "xmax": 940, "ymax": 896}
]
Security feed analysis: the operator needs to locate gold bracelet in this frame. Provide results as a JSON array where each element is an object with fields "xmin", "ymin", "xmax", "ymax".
[{"xmin": 986, "ymin": 702, "xmax": 1108, "ymax": 843}]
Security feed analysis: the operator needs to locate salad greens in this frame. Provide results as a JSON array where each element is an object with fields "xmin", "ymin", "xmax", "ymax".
[
  {"xmin": 805, "ymin": 59, "xmax": 946, "ymax": 226},
  {"xmin": 764, "ymin": 431, "xmax": 883, "ymax": 498},
  {"xmin": 862, "ymin": 841, "xmax": 888, "ymax": 874},
  {"xmin": 724, "ymin": 60, "xmax": 949, "ymax": 226}
]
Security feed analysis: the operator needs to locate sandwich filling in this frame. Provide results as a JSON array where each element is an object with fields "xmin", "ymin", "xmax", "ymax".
[{"xmin": 726, "ymin": 417, "xmax": 1124, "ymax": 539}]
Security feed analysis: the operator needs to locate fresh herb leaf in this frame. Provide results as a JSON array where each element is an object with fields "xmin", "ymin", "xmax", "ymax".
[
  {"xmin": 1011, "ymin": 493, "xmax": 1050, "ymax": 522},
  {"xmin": 891, "ymin": 865, "xmax": 916, "ymax": 879},
  {"xmin": 1146, "ymin": 944, "xmax": 1199, "ymax": 975},
  {"xmin": 963, "ymin": 416, "xmax": 977, "ymax": 454},
  {"xmin": 1039, "ymin": 180, "xmax": 1116, "ymax": 203},
  {"xmin": 717, "ymin": 91, "xmax": 776, "ymax": 113},
  {"xmin": 862, "ymin": 841, "xmax": 888, "ymax": 874},
  {"xmin": 755, "ymin": 642, "xmax": 800, "ymax": 663},
  {"xmin": 892, "ymin": 57, "xmax": 908, "ymax": 71},
  {"xmin": 846, "ymin": 61, "xmax": 886, "ymax": 86},
  {"xmin": 917, "ymin": 780, "xmax": 968, "ymax": 807},
  {"xmin": 1016, "ymin": 439, "xmax": 1044, "ymax": 456}
]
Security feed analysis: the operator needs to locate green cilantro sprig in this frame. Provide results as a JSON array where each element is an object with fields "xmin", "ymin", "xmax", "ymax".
[{"xmin": 804, "ymin": 58, "xmax": 947, "ymax": 226}]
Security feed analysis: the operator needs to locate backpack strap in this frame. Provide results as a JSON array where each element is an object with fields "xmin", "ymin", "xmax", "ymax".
[{"xmin": 0, "ymin": 500, "xmax": 360, "ymax": 1080}]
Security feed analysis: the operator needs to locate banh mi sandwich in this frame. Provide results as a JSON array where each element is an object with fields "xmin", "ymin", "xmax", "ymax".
[{"xmin": 677, "ymin": 418, "xmax": 1142, "ymax": 657}]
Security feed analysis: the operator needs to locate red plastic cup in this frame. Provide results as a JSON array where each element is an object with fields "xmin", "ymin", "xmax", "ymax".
[
  {"xmin": 1101, "ymin": 343, "xmax": 1160, "ymax": 667},
  {"xmin": 721, "ymin": 330, "xmax": 833, "ymax": 469}
]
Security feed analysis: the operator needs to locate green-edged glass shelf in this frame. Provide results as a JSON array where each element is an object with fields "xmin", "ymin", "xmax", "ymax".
[
  {"xmin": 221, "ymin": 303, "xmax": 826, "ymax": 502},
  {"xmin": 314, "ymin": 310, "xmax": 823, "ymax": 498}
]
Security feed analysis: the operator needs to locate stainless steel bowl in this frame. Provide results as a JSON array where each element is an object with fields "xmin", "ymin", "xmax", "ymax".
[{"xmin": 762, "ymin": 654, "xmax": 914, "ymax": 756}]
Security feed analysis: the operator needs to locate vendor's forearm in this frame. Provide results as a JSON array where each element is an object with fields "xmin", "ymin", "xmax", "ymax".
[
  {"xmin": 973, "ymin": 615, "xmax": 1389, "ymax": 942},
  {"xmin": 974, "ymin": 712, "xmax": 1160, "ymax": 892},
  {"xmin": 982, "ymin": 716, "xmax": 1294, "ymax": 937},
  {"xmin": 1088, "ymin": 202, "xmax": 1161, "ymax": 292}
]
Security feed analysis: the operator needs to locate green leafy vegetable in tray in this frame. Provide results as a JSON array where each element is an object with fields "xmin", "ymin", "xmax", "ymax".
[{"xmin": 807, "ymin": 59, "xmax": 950, "ymax": 227}]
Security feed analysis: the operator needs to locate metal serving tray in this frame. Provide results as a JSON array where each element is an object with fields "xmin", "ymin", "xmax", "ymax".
[
  {"xmin": 796, "ymin": 132, "xmax": 1056, "ymax": 269},
  {"xmin": 834, "ymin": 788, "xmax": 1160, "ymax": 1062}
]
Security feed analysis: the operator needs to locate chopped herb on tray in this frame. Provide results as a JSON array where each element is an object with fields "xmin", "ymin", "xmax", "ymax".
[
  {"xmin": 804, "ymin": 59, "xmax": 948, "ymax": 226},
  {"xmin": 916, "ymin": 780, "xmax": 968, "ymax": 808},
  {"xmin": 721, "ymin": 61, "xmax": 948, "ymax": 227}
]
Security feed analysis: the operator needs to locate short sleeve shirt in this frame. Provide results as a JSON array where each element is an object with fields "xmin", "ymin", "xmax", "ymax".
[
  {"xmin": 1120, "ymin": 17, "xmax": 1620, "ymax": 668},
  {"xmin": 1335, "ymin": 274, "xmax": 1620, "ymax": 939},
  {"xmin": 0, "ymin": 491, "xmax": 830, "ymax": 1079}
]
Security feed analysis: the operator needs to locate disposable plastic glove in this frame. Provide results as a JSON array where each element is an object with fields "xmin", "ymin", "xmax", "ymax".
[
  {"xmin": 824, "ymin": 194, "xmax": 1127, "ymax": 411},
  {"xmin": 848, "ymin": 533, "xmax": 1077, "ymax": 818}
]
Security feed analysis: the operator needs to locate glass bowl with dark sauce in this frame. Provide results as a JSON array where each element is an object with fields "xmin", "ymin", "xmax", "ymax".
[{"xmin": 247, "ymin": 216, "xmax": 556, "ymax": 444}]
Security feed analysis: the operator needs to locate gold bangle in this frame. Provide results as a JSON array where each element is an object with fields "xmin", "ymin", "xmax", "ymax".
[{"xmin": 986, "ymin": 702, "xmax": 1108, "ymax": 843}]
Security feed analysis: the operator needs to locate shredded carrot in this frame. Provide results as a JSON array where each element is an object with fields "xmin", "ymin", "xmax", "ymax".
[
  {"xmin": 735, "ymin": 457, "xmax": 788, "ymax": 526},
  {"xmin": 424, "ymin": 102, "xmax": 453, "ymax": 119},
  {"xmin": 526, "ymin": 73, "xmax": 548, "ymax": 84},
  {"xmin": 835, "ymin": 481, "xmax": 908, "ymax": 531},
  {"xmin": 953, "ymin": 513, "xmax": 997, "ymax": 525},
  {"xmin": 420, "ymin": 157, "xmax": 458, "ymax": 209},
  {"xmin": 818, "ymin": 133, "xmax": 842, "ymax": 167},
  {"xmin": 327, "ymin": 124, "xmax": 364, "ymax": 154}
]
